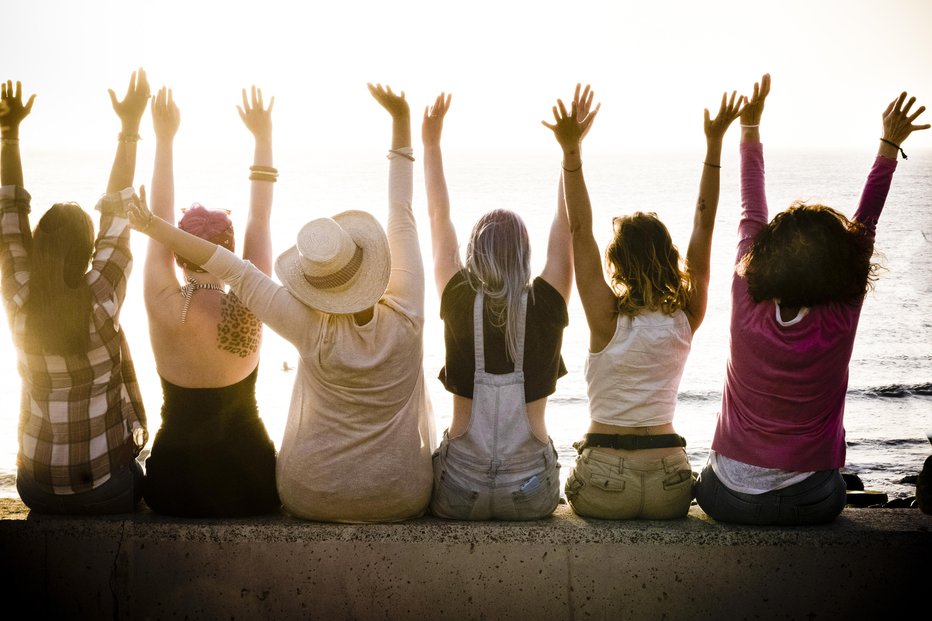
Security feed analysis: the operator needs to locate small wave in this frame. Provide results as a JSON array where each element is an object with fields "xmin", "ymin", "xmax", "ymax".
[
  {"xmin": 846, "ymin": 438, "xmax": 930, "ymax": 448},
  {"xmin": 676, "ymin": 390, "xmax": 721, "ymax": 403},
  {"xmin": 851, "ymin": 382, "xmax": 932, "ymax": 398}
]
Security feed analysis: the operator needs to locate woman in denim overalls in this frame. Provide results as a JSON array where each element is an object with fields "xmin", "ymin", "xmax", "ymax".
[{"xmin": 422, "ymin": 93, "xmax": 574, "ymax": 520}]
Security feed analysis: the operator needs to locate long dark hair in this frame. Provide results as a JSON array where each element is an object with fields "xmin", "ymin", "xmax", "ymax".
[
  {"xmin": 24, "ymin": 203, "xmax": 94, "ymax": 355},
  {"xmin": 605, "ymin": 212, "xmax": 689, "ymax": 317},
  {"xmin": 740, "ymin": 202, "xmax": 879, "ymax": 307}
]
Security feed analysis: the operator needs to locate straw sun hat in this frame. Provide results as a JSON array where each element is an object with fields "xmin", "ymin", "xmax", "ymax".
[{"xmin": 274, "ymin": 211, "xmax": 391, "ymax": 315}]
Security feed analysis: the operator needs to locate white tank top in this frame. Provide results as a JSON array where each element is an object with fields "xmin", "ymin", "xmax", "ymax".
[{"xmin": 585, "ymin": 310, "xmax": 692, "ymax": 427}]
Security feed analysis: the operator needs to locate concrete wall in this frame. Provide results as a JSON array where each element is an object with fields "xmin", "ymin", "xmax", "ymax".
[{"xmin": 1, "ymin": 499, "xmax": 928, "ymax": 620}]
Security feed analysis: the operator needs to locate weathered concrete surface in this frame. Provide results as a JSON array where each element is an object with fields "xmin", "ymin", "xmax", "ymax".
[{"xmin": 0, "ymin": 497, "xmax": 928, "ymax": 620}]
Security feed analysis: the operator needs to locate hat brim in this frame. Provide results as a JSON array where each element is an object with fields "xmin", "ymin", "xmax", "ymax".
[{"xmin": 274, "ymin": 210, "xmax": 391, "ymax": 315}]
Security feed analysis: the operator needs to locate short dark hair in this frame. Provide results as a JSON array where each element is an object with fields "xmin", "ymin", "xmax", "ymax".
[{"xmin": 740, "ymin": 202, "xmax": 879, "ymax": 307}]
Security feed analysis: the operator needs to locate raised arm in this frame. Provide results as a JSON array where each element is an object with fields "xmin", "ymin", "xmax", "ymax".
[
  {"xmin": 368, "ymin": 83, "xmax": 423, "ymax": 317},
  {"xmin": 145, "ymin": 86, "xmax": 182, "ymax": 301},
  {"xmin": 0, "ymin": 81, "xmax": 34, "ymax": 188},
  {"xmin": 238, "ymin": 86, "xmax": 275, "ymax": 275},
  {"xmin": 106, "ymin": 68, "xmax": 149, "ymax": 194},
  {"xmin": 543, "ymin": 84, "xmax": 616, "ymax": 351},
  {"xmin": 683, "ymin": 90, "xmax": 743, "ymax": 332},
  {"xmin": 421, "ymin": 92, "xmax": 462, "ymax": 296},
  {"xmin": 737, "ymin": 73, "xmax": 771, "ymax": 256},
  {"xmin": 0, "ymin": 81, "xmax": 36, "ymax": 315},
  {"xmin": 854, "ymin": 91, "xmax": 929, "ymax": 236}
]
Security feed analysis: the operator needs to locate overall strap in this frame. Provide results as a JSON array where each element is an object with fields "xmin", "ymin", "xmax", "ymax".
[
  {"xmin": 473, "ymin": 291, "xmax": 486, "ymax": 373},
  {"xmin": 512, "ymin": 291, "xmax": 528, "ymax": 372},
  {"xmin": 473, "ymin": 289, "xmax": 530, "ymax": 373}
]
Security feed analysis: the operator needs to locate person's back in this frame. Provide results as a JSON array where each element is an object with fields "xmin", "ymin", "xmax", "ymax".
[
  {"xmin": 1, "ymin": 74, "xmax": 150, "ymax": 515},
  {"xmin": 695, "ymin": 75, "xmax": 929, "ymax": 525},
  {"xmin": 140, "ymin": 86, "xmax": 279, "ymax": 517},
  {"xmin": 545, "ymin": 83, "xmax": 743, "ymax": 520},
  {"xmin": 422, "ymin": 93, "xmax": 573, "ymax": 520}
]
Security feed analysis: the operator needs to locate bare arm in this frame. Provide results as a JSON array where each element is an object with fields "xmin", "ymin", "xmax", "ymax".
[
  {"xmin": 238, "ymin": 86, "xmax": 275, "ymax": 276},
  {"xmin": 539, "ymin": 169, "xmax": 573, "ymax": 302},
  {"xmin": 683, "ymin": 90, "xmax": 743, "ymax": 333},
  {"xmin": 421, "ymin": 93, "xmax": 462, "ymax": 296},
  {"xmin": 0, "ymin": 81, "xmax": 34, "ymax": 188},
  {"xmin": 543, "ymin": 84, "xmax": 616, "ymax": 351},
  {"xmin": 106, "ymin": 69, "xmax": 149, "ymax": 194},
  {"xmin": 145, "ymin": 86, "xmax": 182, "ymax": 302}
]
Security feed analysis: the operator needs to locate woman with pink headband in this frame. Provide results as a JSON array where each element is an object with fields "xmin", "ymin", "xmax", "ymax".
[{"xmin": 140, "ymin": 86, "xmax": 280, "ymax": 517}]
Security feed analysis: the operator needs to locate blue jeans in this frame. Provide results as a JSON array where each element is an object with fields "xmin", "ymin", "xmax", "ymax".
[
  {"xmin": 17, "ymin": 461, "xmax": 143, "ymax": 515},
  {"xmin": 694, "ymin": 462, "xmax": 846, "ymax": 525}
]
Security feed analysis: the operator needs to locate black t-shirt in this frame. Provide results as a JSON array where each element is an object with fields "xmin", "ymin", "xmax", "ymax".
[{"xmin": 438, "ymin": 270, "xmax": 568, "ymax": 403}]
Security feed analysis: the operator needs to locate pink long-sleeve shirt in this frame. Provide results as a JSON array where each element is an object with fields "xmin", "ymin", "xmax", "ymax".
[{"xmin": 712, "ymin": 143, "xmax": 896, "ymax": 471}]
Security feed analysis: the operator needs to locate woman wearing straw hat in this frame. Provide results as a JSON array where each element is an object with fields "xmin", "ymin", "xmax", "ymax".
[
  {"xmin": 127, "ymin": 84, "xmax": 435, "ymax": 523},
  {"xmin": 139, "ymin": 85, "xmax": 280, "ymax": 517},
  {"xmin": 421, "ymin": 92, "xmax": 574, "ymax": 520}
]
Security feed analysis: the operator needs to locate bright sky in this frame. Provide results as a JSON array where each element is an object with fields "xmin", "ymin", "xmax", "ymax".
[{"xmin": 4, "ymin": 0, "xmax": 932, "ymax": 153}]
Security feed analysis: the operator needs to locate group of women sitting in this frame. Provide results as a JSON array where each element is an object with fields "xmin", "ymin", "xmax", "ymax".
[{"xmin": 0, "ymin": 71, "xmax": 926, "ymax": 525}]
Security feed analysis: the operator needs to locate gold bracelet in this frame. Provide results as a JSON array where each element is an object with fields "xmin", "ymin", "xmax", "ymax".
[{"xmin": 118, "ymin": 132, "xmax": 142, "ymax": 143}]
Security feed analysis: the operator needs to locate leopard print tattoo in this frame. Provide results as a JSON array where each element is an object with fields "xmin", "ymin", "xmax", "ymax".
[{"xmin": 217, "ymin": 293, "xmax": 261, "ymax": 357}]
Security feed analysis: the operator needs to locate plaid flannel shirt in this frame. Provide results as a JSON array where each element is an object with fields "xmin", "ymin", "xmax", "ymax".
[{"xmin": 0, "ymin": 185, "xmax": 147, "ymax": 494}]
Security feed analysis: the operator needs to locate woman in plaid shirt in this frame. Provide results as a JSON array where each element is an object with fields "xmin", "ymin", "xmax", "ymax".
[{"xmin": 0, "ymin": 73, "xmax": 149, "ymax": 514}]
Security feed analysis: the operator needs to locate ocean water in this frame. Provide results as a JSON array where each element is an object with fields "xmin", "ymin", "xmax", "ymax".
[{"xmin": 0, "ymin": 145, "xmax": 929, "ymax": 501}]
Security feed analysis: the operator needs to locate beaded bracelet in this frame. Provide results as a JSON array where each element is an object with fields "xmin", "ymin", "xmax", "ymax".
[{"xmin": 118, "ymin": 132, "xmax": 141, "ymax": 143}]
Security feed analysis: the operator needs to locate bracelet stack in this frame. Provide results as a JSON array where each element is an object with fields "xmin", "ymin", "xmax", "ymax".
[
  {"xmin": 250, "ymin": 165, "xmax": 279, "ymax": 182},
  {"xmin": 118, "ymin": 132, "xmax": 141, "ymax": 143},
  {"xmin": 879, "ymin": 138, "xmax": 908, "ymax": 160}
]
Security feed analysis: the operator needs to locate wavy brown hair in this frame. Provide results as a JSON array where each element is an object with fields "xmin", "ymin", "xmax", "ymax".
[
  {"xmin": 606, "ymin": 212, "xmax": 689, "ymax": 317},
  {"xmin": 739, "ymin": 202, "xmax": 879, "ymax": 307},
  {"xmin": 23, "ymin": 203, "xmax": 94, "ymax": 355}
]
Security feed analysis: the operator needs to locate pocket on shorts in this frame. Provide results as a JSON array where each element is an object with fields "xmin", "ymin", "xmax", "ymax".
[
  {"xmin": 431, "ymin": 469, "xmax": 479, "ymax": 519},
  {"xmin": 512, "ymin": 470, "xmax": 560, "ymax": 518},
  {"xmin": 662, "ymin": 468, "xmax": 694, "ymax": 492},
  {"xmin": 564, "ymin": 468, "xmax": 585, "ymax": 501}
]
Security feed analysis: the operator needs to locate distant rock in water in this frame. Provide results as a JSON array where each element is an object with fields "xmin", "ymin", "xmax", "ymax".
[
  {"xmin": 899, "ymin": 475, "xmax": 919, "ymax": 485},
  {"xmin": 859, "ymin": 382, "xmax": 932, "ymax": 398},
  {"xmin": 917, "ymin": 455, "xmax": 932, "ymax": 515},
  {"xmin": 842, "ymin": 473, "xmax": 864, "ymax": 491}
]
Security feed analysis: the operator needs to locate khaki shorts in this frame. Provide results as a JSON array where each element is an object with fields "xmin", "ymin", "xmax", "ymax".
[{"xmin": 565, "ymin": 447, "xmax": 693, "ymax": 520}]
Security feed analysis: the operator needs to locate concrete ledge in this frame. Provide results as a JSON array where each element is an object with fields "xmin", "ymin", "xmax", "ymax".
[{"xmin": 1, "ymin": 498, "xmax": 928, "ymax": 620}]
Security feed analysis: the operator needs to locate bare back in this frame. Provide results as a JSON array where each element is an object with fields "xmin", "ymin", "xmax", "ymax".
[{"xmin": 147, "ymin": 284, "xmax": 262, "ymax": 388}]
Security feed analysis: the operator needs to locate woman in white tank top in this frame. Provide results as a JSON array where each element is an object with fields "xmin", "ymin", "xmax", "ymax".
[{"xmin": 543, "ymin": 84, "xmax": 743, "ymax": 519}]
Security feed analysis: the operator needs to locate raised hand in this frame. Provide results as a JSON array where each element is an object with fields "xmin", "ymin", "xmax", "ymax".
[
  {"xmin": 126, "ymin": 185, "xmax": 155, "ymax": 233},
  {"xmin": 108, "ymin": 68, "xmax": 150, "ymax": 132},
  {"xmin": 0, "ymin": 80, "xmax": 36, "ymax": 137},
  {"xmin": 705, "ymin": 90, "xmax": 744, "ymax": 143},
  {"xmin": 151, "ymin": 86, "xmax": 180, "ymax": 141},
  {"xmin": 740, "ymin": 73, "xmax": 770, "ymax": 127},
  {"xmin": 882, "ymin": 92, "xmax": 929, "ymax": 148},
  {"xmin": 368, "ymin": 83, "xmax": 410, "ymax": 120},
  {"xmin": 541, "ymin": 83, "xmax": 601, "ymax": 152},
  {"xmin": 422, "ymin": 92, "xmax": 451, "ymax": 147},
  {"xmin": 238, "ymin": 85, "xmax": 274, "ymax": 141}
]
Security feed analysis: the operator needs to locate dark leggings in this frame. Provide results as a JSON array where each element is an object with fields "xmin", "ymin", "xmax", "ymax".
[{"xmin": 695, "ymin": 463, "xmax": 846, "ymax": 525}]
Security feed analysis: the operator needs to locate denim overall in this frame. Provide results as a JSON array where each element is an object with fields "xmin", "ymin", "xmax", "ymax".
[{"xmin": 430, "ymin": 291, "xmax": 560, "ymax": 520}]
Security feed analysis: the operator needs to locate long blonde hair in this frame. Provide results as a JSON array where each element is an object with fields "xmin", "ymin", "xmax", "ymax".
[
  {"xmin": 464, "ymin": 209, "xmax": 531, "ymax": 363},
  {"xmin": 24, "ymin": 203, "xmax": 94, "ymax": 355},
  {"xmin": 605, "ymin": 212, "xmax": 689, "ymax": 316}
]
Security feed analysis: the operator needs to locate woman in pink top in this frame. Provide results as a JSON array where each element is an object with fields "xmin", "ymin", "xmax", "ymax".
[
  {"xmin": 695, "ymin": 74, "xmax": 929, "ymax": 525},
  {"xmin": 544, "ymin": 85, "xmax": 742, "ymax": 519}
]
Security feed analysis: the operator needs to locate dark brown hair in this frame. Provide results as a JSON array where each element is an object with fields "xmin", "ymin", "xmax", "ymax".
[
  {"xmin": 740, "ymin": 202, "xmax": 879, "ymax": 307},
  {"xmin": 606, "ymin": 212, "xmax": 689, "ymax": 316},
  {"xmin": 24, "ymin": 203, "xmax": 94, "ymax": 355}
]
